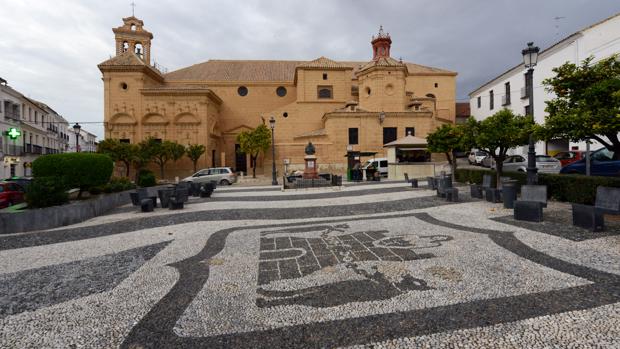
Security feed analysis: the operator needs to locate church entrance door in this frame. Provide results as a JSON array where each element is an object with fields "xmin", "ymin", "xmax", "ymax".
[{"xmin": 235, "ymin": 144, "xmax": 247, "ymax": 175}]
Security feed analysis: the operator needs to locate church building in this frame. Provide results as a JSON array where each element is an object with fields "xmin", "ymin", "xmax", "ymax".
[{"xmin": 99, "ymin": 16, "xmax": 457, "ymax": 178}]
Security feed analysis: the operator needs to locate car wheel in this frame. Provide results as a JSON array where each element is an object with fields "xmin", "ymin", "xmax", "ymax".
[{"xmin": 220, "ymin": 179, "xmax": 230, "ymax": 186}]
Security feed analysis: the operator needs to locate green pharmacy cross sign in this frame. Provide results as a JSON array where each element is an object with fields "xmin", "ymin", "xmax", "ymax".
[{"xmin": 7, "ymin": 128, "xmax": 21, "ymax": 139}]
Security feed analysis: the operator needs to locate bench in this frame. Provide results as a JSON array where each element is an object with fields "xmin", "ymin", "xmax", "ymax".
[
  {"xmin": 158, "ymin": 188, "xmax": 174, "ymax": 208},
  {"xmin": 446, "ymin": 187, "xmax": 459, "ymax": 202},
  {"xmin": 169, "ymin": 188, "xmax": 188, "ymax": 210},
  {"xmin": 427, "ymin": 176, "xmax": 437, "ymax": 190},
  {"xmin": 404, "ymin": 173, "xmax": 418, "ymax": 188},
  {"xmin": 200, "ymin": 182, "xmax": 215, "ymax": 198},
  {"xmin": 436, "ymin": 176, "xmax": 453, "ymax": 198},
  {"xmin": 514, "ymin": 185, "xmax": 547, "ymax": 222},
  {"xmin": 572, "ymin": 186, "xmax": 620, "ymax": 231}
]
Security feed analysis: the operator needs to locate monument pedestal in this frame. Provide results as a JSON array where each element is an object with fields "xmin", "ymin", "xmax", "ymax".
[{"xmin": 303, "ymin": 155, "xmax": 319, "ymax": 179}]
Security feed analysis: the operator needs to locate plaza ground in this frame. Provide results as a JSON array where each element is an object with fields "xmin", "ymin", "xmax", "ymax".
[{"xmin": 1, "ymin": 181, "xmax": 619, "ymax": 348}]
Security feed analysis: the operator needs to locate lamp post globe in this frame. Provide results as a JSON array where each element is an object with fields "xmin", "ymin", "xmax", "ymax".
[
  {"xmin": 522, "ymin": 42, "xmax": 539, "ymax": 185},
  {"xmin": 73, "ymin": 123, "xmax": 81, "ymax": 153},
  {"xmin": 269, "ymin": 116, "xmax": 278, "ymax": 185}
]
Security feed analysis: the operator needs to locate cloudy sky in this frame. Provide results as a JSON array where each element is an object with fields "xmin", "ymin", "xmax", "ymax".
[{"xmin": 1, "ymin": 0, "xmax": 618, "ymax": 138}]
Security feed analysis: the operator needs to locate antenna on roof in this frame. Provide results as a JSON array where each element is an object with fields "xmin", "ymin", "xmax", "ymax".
[{"xmin": 553, "ymin": 16, "xmax": 566, "ymax": 36}]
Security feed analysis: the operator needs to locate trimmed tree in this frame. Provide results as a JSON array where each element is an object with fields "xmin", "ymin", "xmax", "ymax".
[
  {"xmin": 236, "ymin": 124, "xmax": 272, "ymax": 178},
  {"xmin": 97, "ymin": 139, "xmax": 134, "ymax": 177},
  {"xmin": 541, "ymin": 55, "xmax": 620, "ymax": 159},
  {"xmin": 186, "ymin": 144, "xmax": 206, "ymax": 173},
  {"xmin": 466, "ymin": 110, "xmax": 534, "ymax": 187},
  {"xmin": 426, "ymin": 123, "xmax": 471, "ymax": 182},
  {"xmin": 132, "ymin": 138, "xmax": 157, "ymax": 183},
  {"xmin": 169, "ymin": 142, "xmax": 186, "ymax": 166}
]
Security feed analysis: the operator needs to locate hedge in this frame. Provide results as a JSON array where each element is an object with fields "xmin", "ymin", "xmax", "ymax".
[
  {"xmin": 138, "ymin": 169, "xmax": 156, "ymax": 187},
  {"xmin": 455, "ymin": 168, "xmax": 620, "ymax": 205},
  {"xmin": 32, "ymin": 153, "xmax": 114, "ymax": 195},
  {"xmin": 25, "ymin": 177, "xmax": 69, "ymax": 208}
]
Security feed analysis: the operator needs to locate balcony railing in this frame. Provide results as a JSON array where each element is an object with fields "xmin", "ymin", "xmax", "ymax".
[
  {"xmin": 3, "ymin": 145, "xmax": 24, "ymax": 156},
  {"xmin": 521, "ymin": 87, "xmax": 529, "ymax": 99},
  {"xmin": 501, "ymin": 95, "xmax": 511, "ymax": 106}
]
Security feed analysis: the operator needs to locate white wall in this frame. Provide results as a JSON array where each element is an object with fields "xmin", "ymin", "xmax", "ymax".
[{"xmin": 469, "ymin": 14, "xmax": 620, "ymax": 155}]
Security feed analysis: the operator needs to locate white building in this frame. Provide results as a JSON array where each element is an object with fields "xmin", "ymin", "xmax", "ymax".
[
  {"xmin": 469, "ymin": 13, "xmax": 620, "ymax": 156},
  {"xmin": 67, "ymin": 128, "xmax": 98, "ymax": 153},
  {"xmin": 0, "ymin": 78, "xmax": 81, "ymax": 178}
]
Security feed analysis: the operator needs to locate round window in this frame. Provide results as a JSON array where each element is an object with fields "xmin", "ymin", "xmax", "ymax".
[
  {"xmin": 120, "ymin": 82, "xmax": 128, "ymax": 90},
  {"xmin": 238, "ymin": 86, "xmax": 248, "ymax": 96},
  {"xmin": 276, "ymin": 86, "xmax": 287, "ymax": 97}
]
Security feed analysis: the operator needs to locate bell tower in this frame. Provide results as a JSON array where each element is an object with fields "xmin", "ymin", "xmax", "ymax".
[
  {"xmin": 371, "ymin": 25, "xmax": 392, "ymax": 60},
  {"xmin": 112, "ymin": 16, "xmax": 153, "ymax": 65}
]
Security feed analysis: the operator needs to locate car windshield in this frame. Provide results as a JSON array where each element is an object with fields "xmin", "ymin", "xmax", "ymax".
[{"xmin": 536, "ymin": 156, "xmax": 557, "ymax": 162}]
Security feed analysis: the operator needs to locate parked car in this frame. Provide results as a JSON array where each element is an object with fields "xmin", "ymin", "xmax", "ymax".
[
  {"xmin": 481, "ymin": 155, "xmax": 495, "ymax": 168},
  {"xmin": 491, "ymin": 155, "xmax": 562, "ymax": 173},
  {"xmin": 182, "ymin": 167, "xmax": 237, "ymax": 185},
  {"xmin": 468, "ymin": 151, "xmax": 488, "ymax": 165},
  {"xmin": 560, "ymin": 148, "xmax": 620, "ymax": 177},
  {"xmin": 2, "ymin": 176, "xmax": 32, "ymax": 189},
  {"xmin": 362, "ymin": 158, "xmax": 388, "ymax": 176},
  {"xmin": 0, "ymin": 182, "xmax": 25, "ymax": 209},
  {"xmin": 553, "ymin": 151, "xmax": 584, "ymax": 167}
]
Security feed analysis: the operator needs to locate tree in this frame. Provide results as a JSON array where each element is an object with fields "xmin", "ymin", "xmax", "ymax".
[
  {"xmin": 541, "ymin": 55, "xmax": 620, "ymax": 159},
  {"xmin": 132, "ymin": 138, "xmax": 157, "ymax": 182},
  {"xmin": 169, "ymin": 142, "xmax": 186, "ymax": 165},
  {"xmin": 151, "ymin": 140, "xmax": 181, "ymax": 179},
  {"xmin": 186, "ymin": 144, "xmax": 206, "ymax": 173},
  {"xmin": 426, "ymin": 123, "xmax": 471, "ymax": 182},
  {"xmin": 236, "ymin": 124, "xmax": 272, "ymax": 178},
  {"xmin": 97, "ymin": 138, "xmax": 135, "ymax": 177},
  {"xmin": 466, "ymin": 110, "xmax": 534, "ymax": 187}
]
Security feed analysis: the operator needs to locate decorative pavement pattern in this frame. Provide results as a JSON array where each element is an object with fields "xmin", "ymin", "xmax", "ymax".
[{"xmin": 0, "ymin": 182, "xmax": 619, "ymax": 348}]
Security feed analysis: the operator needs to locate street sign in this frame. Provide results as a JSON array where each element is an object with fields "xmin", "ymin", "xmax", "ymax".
[{"xmin": 7, "ymin": 128, "xmax": 21, "ymax": 139}]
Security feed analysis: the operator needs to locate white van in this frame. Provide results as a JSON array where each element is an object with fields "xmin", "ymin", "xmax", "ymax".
[{"xmin": 362, "ymin": 158, "xmax": 388, "ymax": 176}]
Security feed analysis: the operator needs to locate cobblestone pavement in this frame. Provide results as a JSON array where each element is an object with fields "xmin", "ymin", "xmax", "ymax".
[{"xmin": 1, "ymin": 182, "xmax": 619, "ymax": 348}]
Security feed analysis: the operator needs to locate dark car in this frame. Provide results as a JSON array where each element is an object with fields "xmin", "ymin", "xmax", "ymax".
[
  {"xmin": 560, "ymin": 148, "xmax": 620, "ymax": 177},
  {"xmin": 553, "ymin": 151, "xmax": 584, "ymax": 167},
  {"xmin": 3, "ymin": 176, "xmax": 32, "ymax": 189},
  {"xmin": 0, "ymin": 182, "xmax": 25, "ymax": 209}
]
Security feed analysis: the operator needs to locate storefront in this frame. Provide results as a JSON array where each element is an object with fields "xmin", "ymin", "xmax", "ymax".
[{"xmin": 383, "ymin": 134, "xmax": 439, "ymax": 180}]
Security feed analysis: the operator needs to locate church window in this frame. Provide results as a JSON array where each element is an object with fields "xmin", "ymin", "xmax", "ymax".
[
  {"xmin": 283, "ymin": 112, "xmax": 288, "ymax": 118},
  {"xmin": 276, "ymin": 86, "xmax": 287, "ymax": 97},
  {"xmin": 119, "ymin": 139, "xmax": 130, "ymax": 144},
  {"xmin": 365, "ymin": 87, "xmax": 371, "ymax": 97},
  {"xmin": 434, "ymin": 83, "xmax": 438, "ymax": 88},
  {"xmin": 122, "ymin": 41, "xmax": 129, "ymax": 52},
  {"xmin": 383, "ymin": 127, "xmax": 397, "ymax": 145},
  {"xmin": 348, "ymin": 128, "xmax": 359, "ymax": 145},
  {"xmin": 120, "ymin": 82, "xmax": 128, "ymax": 90},
  {"xmin": 238, "ymin": 86, "xmax": 248, "ymax": 96},
  {"xmin": 135, "ymin": 43, "xmax": 143, "ymax": 57},
  {"xmin": 130, "ymin": 24, "xmax": 136, "ymax": 31},
  {"xmin": 405, "ymin": 127, "xmax": 415, "ymax": 136},
  {"xmin": 317, "ymin": 86, "xmax": 333, "ymax": 99},
  {"xmin": 323, "ymin": 73, "xmax": 328, "ymax": 80}
]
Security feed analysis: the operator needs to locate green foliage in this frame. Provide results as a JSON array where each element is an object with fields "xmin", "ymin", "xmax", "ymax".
[
  {"xmin": 236, "ymin": 124, "xmax": 272, "ymax": 178},
  {"xmin": 97, "ymin": 139, "xmax": 135, "ymax": 177},
  {"xmin": 541, "ymin": 55, "xmax": 620, "ymax": 158},
  {"xmin": 151, "ymin": 140, "xmax": 185, "ymax": 179},
  {"xmin": 186, "ymin": 144, "xmax": 206, "ymax": 172},
  {"xmin": 25, "ymin": 177, "xmax": 69, "ymax": 208},
  {"xmin": 466, "ymin": 111, "xmax": 534, "ymax": 187},
  {"xmin": 427, "ymin": 123, "xmax": 472, "ymax": 181},
  {"xmin": 137, "ymin": 169, "xmax": 156, "ymax": 187},
  {"xmin": 455, "ymin": 168, "xmax": 620, "ymax": 205},
  {"xmin": 32, "ymin": 153, "xmax": 114, "ymax": 198},
  {"xmin": 103, "ymin": 177, "xmax": 136, "ymax": 193}
]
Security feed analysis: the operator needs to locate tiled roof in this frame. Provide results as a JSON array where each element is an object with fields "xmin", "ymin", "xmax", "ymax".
[
  {"xmin": 357, "ymin": 57, "xmax": 407, "ymax": 74},
  {"xmin": 165, "ymin": 59, "xmax": 455, "ymax": 82},
  {"xmin": 98, "ymin": 51, "xmax": 148, "ymax": 67},
  {"xmin": 296, "ymin": 56, "xmax": 349, "ymax": 69}
]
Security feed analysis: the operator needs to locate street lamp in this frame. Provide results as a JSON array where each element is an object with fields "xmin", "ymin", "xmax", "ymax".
[
  {"xmin": 269, "ymin": 116, "xmax": 278, "ymax": 185},
  {"xmin": 522, "ymin": 42, "xmax": 539, "ymax": 185},
  {"xmin": 72, "ymin": 123, "xmax": 81, "ymax": 153}
]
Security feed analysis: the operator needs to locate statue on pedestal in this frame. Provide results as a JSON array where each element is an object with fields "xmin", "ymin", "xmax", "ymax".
[{"xmin": 303, "ymin": 142, "xmax": 319, "ymax": 179}]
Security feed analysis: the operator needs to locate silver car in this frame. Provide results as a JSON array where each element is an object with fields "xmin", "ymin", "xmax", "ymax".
[
  {"xmin": 183, "ymin": 167, "xmax": 238, "ymax": 185},
  {"xmin": 492, "ymin": 155, "xmax": 561, "ymax": 174}
]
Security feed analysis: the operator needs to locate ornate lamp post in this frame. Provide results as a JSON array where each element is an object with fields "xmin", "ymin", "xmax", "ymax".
[
  {"xmin": 522, "ymin": 42, "xmax": 540, "ymax": 185},
  {"xmin": 269, "ymin": 116, "xmax": 278, "ymax": 185},
  {"xmin": 72, "ymin": 123, "xmax": 81, "ymax": 153}
]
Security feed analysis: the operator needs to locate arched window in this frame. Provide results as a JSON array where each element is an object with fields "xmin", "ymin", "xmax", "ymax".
[
  {"xmin": 135, "ymin": 43, "xmax": 143, "ymax": 57},
  {"xmin": 130, "ymin": 24, "xmax": 136, "ymax": 31},
  {"xmin": 317, "ymin": 86, "xmax": 333, "ymax": 99},
  {"xmin": 122, "ymin": 41, "xmax": 129, "ymax": 52}
]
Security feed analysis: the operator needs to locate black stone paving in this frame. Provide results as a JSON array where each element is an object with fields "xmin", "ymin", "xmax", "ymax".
[
  {"xmin": 0, "ymin": 241, "xmax": 169, "ymax": 318},
  {"xmin": 119, "ymin": 213, "xmax": 620, "ymax": 349}
]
